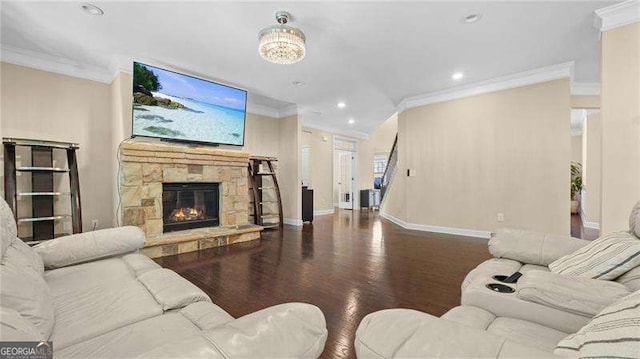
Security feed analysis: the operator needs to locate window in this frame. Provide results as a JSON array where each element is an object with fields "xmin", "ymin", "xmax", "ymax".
[{"xmin": 374, "ymin": 156, "xmax": 388, "ymax": 176}]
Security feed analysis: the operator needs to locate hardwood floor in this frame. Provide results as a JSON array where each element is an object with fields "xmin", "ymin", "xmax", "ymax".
[
  {"xmin": 155, "ymin": 209, "xmax": 491, "ymax": 358},
  {"xmin": 571, "ymin": 213, "xmax": 599, "ymax": 240}
]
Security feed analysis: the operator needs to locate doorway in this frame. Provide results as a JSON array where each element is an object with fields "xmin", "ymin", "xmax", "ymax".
[{"xmin": 334, "ymin": 137, "xmax": 358, "ymax": 210}]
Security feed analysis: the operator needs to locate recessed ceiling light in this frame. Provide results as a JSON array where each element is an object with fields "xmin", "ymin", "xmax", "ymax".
[
  {"xmin": 462, "ymin": 14, "xmax": 482, "ymax": 24},
  {"xmin": 81, "ymin": 4, "xmax": 104, "ymax": 15},
  {"xmin": 348, "ymin": 118, "xmax": 355, "ymax": 124},
  {"xmin": 292, "ymin": 81, "xmax": 305, "ymax": 86},
  {"xmin": 337, "ymin": 102, "xmax": 346, "ymax": 109},
  {"xmin": 452, "ymin": 72, "xmax": 464, "ymax": 80}
]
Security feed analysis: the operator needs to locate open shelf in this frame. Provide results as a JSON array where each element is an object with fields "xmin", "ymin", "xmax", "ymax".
[
  {"xmin": 18, "ymin": 215, "xmax": 72, "ymax": 223},
  {"xmin": 4, "ymin": 137, "xmax": 82, "ymax": 242},
  {"xmin": 18, "ymin": 192, "xmax": 70, "ymax": 196},
  {"xmin": 248, "ymin": 157, "xmax": 283, "ymax": 230},
  {"xmin": 17, "ymin": 167, "xmax": 70, "ymax": 173}
]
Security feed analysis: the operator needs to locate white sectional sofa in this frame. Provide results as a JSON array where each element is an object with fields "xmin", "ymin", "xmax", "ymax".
[
  {"xmin": 0, "ymin": 198, "xmax": 328, "ymax": 358},
  {"xmin": 355, "ymin": 202, "xmax": 640, "ymax": 358}
]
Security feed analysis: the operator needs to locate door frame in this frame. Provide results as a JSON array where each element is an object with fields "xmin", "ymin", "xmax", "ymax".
[{"xmin": 333, "ymin": 136, "xmax": 358, "ymax": 210}]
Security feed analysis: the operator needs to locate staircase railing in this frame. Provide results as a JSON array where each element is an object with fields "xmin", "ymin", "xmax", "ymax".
[{"xmin": 380, "ymin": 134, "xmax": 398, "ymax": 201}]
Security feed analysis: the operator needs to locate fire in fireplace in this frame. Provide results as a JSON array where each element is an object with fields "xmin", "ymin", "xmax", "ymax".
[{"xmin": 162, "ymin": 183, "xmax": 220, "ymax": 233}]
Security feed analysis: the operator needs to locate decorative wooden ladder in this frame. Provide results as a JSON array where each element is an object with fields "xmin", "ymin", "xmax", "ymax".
[
  {"xmin": 3, "ymin": 138, "xmax": 82, "ymax": 244},
  {"xmin": 248, "ymin": 156, "xmax": 283, "ymax": 229}
]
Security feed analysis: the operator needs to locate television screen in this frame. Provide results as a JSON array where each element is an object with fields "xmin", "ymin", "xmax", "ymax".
[{"xmin": 132, "ymin": 62, "xmax": 247, "ymax": 146}]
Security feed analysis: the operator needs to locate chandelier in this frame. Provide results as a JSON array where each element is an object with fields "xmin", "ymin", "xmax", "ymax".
[{"xmin": 258, "ymin": 11, "xmax": 306, "ymax": 65}]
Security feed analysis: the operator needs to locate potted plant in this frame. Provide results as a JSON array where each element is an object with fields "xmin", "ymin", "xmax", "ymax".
[{"xmin": 571, "ymin": 162, "xmax": 583, "ymax": 214}]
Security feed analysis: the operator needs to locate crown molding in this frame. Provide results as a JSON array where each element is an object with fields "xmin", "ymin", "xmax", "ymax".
[
  {"xmin": 1, "ymin": 44, "xmax": 114, "ymax": 83},
  {"xmin": 246, "ymin": 103, "xmax": 281, "ymax": 118},
  {"xmin": 279, "ymin": 105, "xmax": 299, "ymax": 118},
  {"xmin": 571, "ymin": 82, "xmax": 600, "ymax": 96},
  {"xmin": 302, "ymin": 120, "xmax": 369, "ymax": 140},
  {"xmin": 594, "ymin": 0, "xmax": 640, "ymax": 32},
  {"xmin": 396, "ymin": 62, "xmax": 575, "ymax": 112}
]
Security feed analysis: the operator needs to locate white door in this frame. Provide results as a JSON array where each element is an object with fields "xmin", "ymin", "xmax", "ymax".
[{"xmin": 338, "ymin": 151, "xmax": 355, "ymax": 209}]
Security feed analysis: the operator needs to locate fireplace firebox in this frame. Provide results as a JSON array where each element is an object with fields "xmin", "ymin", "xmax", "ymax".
[{"xmin": 162, "ymin": 183, "xmax": 220, "ymax": 233}]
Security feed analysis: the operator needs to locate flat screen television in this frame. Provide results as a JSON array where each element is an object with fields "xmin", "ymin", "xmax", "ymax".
[{"xmin": 132, "ymin": 62, "xmax": 247, "ymax": 146}]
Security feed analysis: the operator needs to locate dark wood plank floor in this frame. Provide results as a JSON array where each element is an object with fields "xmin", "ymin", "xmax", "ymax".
[
  {"xmin": 155, "ymin": 209, "xmax": 491, "ymax": 358},
  {"xmin": 571, "ymin": 213, "xmax": 599, "ymax": 240}
]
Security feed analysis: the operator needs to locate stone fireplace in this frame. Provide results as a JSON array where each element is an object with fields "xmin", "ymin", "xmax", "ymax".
[{"xmin": 119, "ymin": 141, "xmax": 262, "ymax": 258}]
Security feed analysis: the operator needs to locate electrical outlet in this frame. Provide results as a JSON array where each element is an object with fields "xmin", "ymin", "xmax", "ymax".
[
  {"xmin": 91, "ymin": 219, "xmax": 99, "ymax": 230},
  {"xmin": 497, "ymin": 213, "xmax": 505, "ymax": 222}
]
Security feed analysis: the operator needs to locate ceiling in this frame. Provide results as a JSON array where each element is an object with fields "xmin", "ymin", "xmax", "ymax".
[{"xmin": 0, "ymin": 1, "xmax": 616, "ymax": 136}]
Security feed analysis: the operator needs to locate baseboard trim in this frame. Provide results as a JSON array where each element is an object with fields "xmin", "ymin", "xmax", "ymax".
[
  {"xmin": 380, "ymin": 211, "xmax": 492, "ymax": 239},
  {"xmin": 314, "ymin": 209, "xmax": 335, "ymax": 216},
  {"xmin": 580, "ymin": 210, "xmax": 600, "ymax": 230},
  {"xmin": 283, "ymin": 218, "xmax": 303, "ymax": 226}
]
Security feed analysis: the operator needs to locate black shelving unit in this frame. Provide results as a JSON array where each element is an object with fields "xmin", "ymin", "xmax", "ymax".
[
  {"xmin": 3, "ymin": 138, "xmax": 82, "ymax": 244},
  {"xmin": 248, "ymin": 156, "xmax": 283, "ymax": 229}
]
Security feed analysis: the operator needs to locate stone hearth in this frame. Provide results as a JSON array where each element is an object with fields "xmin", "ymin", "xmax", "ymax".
[{"xmin": 119, "ymin": 140, "xmax": 262, "ymax": 258}]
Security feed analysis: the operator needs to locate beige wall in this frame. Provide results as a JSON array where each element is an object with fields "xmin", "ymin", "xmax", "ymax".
[
  {"xmin": 600, "ymin": 22, "xmax": 640, "ymax": 233},
  {"xmin": 278, "ymin": 115, "xmax": 301, "ymax": 223},
  {"xmin": 1, "ymin": 62, "xmax": 115, "ymax": 231},
  {"xmin": 241, "ymin": 113, "xmax": 280, "ymax": 157},
  {"xmin": 384, "ymin": 79, "xmax": 571, "ymax": 235},
  {"xmin": 571, "ymin": 135, "xmax": 583, "ymax": 164},
  {"xmin": 571, "ymin": 95, "xmax": 600, "ymax": 109},
  {"xmin": 582, "ymin": 113, "xmax": 601, "ymax": 225}
]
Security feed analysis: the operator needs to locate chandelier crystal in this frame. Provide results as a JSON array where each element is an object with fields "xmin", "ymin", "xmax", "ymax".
[{"xmin": 258, "ymin": 11, "xmax": 306, "ymax": 65}]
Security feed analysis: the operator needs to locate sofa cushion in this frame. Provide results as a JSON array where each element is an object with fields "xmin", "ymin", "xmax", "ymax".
[
  {"xmin": 0, "ymin": 307, "xmax": 42, "ymax": 341},
  {"xmin": 45, "ymin": 256, "xmax": 165, "ymax": 349},
  {"xmin": 489, "ymin": 228, "xmax": 588, "ymax": 266},
  {"xmin": 617, "ymin": 266, "xmax": 640, "ymax": 291},
  {"xmin": 49, "ymin": 275, "xmax": 163, "ymax": 349},
  {"xmin": 517, "ymin": 270, "xmax": 630, "ymax": 317},
  {"xmin": 55, "ymin": 308, "xmax": 203, "ymax": 358},
  {"xmin": 441, "ymin": 306, "xmax": 496, "ymax": 330},
  {"xmin": 555, "ymin": 290, "xmax": 640, "ymax": 358},
  {"xmin": 549, "ymin": 231, "xmax": 640, "ymax": 280},
  {"xmin": 630, "ymin": 200, "xmax": 640, "ymax": 238},
  {"xmin": 487, "ymin": 317, "xmax": 567, "ymax": 352},
  {"xmin": 0, "ymin": 262, "xmax": 54, "ymax": 339},
  {"xmin": 3, "ymin": 236, "xmax": 44, "ymax": 276},
  {"xmin": 34, "ymin": 226, "xmax": 145, "ymax": 269},
  {"xmin": 461, "ymin": 266, "xmax": 591, "ymax": 333},
  {"xmin": 179, "ymin": 301, "xmax": 233, "ymax": 330},
  {"xmin": 137, "ymin": 269, "xmax": 211, "ymax": 311}
]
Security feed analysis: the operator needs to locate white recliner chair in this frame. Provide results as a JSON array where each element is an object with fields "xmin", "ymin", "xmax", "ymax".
[
  {"xmin": 0, "ymin": 198, "xmax": 328, "ymax": 358},
  {"xmin": 355, "ymin": 202, "xmax": 640, "ymax": 358}
]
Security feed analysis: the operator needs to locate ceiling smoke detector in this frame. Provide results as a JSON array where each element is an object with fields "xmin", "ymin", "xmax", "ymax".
[
  {"xmin": 81, "ymin": 4, "xmax": 104, "ymax": 16},
  {"xmin": 462, "ymin": 14, "xmax": 482, "ymax": 24},
  {"xmin": 259, "ymin": 11, "xmax": 306, "ymax": 65}
]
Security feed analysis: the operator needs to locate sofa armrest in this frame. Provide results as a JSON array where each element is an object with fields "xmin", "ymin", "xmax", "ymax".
[
  {"xmin": 355, "ymin": 309, "xmax": 559, "ymax": 358},
  {"xmin": 206, "ymin": 303, "xmax": 327, "ymax": 358},
  {"xmin": 136, "ymin": 303, "xmax": 327, "ymax": 359},
  {"xmin": 489, "ymin": 228, "xmax": 589, "ymax": 266},
  {"xmin": 33, "ymin": 226, "xmax": 145, "ymax": 269},
  {"xmin": 517, "ymin": 270, "xmax": 630, "ymax": 317}
]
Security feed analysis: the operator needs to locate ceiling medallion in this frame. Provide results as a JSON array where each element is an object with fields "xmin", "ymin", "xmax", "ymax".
[{"xmin": 258, "ymin": 11, "xmax": 306, "ymax": 65}]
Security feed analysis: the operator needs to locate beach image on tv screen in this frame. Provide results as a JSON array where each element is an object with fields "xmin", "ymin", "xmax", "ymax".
[{"xmin": 132, "ymin": 62, "xmax": 247, "ymax": 145}]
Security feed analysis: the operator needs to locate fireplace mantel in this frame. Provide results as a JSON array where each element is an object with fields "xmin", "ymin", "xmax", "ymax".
[{"xmin": 119, "ymin": 140, "xmax": 262, "ymax": 258}]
